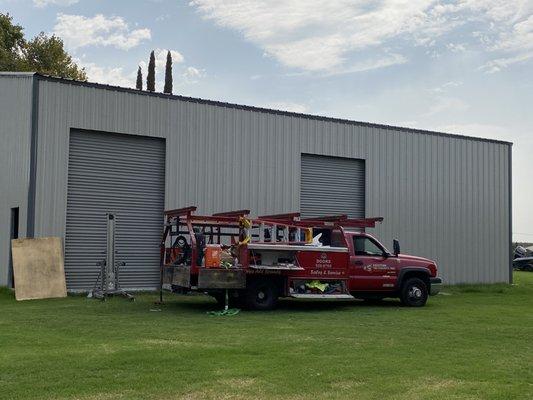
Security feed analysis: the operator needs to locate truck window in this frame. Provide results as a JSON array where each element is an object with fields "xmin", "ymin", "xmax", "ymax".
[{"xmin": 353, "ymin": 236, "xmax": 383, "ymax": 256}]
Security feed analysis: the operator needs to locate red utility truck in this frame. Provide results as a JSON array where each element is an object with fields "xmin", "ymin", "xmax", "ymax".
[{"xmin": 160, "ymin": 206, "xmax": 442, "ymax": 310}]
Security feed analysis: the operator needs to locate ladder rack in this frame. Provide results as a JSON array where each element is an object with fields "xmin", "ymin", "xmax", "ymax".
[
  {"xmin": 159, "ymin": 206, "xmax": 384, "ymax": 302},
  {"xmin": 162, "ymin": 206, "xmax": 383, "ymax": 247}
]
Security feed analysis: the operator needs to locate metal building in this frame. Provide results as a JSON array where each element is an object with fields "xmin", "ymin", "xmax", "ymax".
[{"xmin": 0, "ymin": 73, "xmax": 513, "ymax": 289}]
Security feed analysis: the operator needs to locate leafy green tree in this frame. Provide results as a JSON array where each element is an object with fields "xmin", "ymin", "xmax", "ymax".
[
  {"xmin": 0, "ymin": 13, "xmax": 25, "ymax": 71},
  {"xmin": 163, "ymin": 51, "xmax": 172, "ymax": 94},
  {"xmin": 146, "ymin": 50, "xmax": 155, "ymax": 91},
  {"xmin": 136, "ymin": 66, "xmax": 143, "ymax": 90},
  {"xmin": 1, "ymin": 13, "xmax": 86, "ymax": 80},
  {"xmin": 24, "ymin": 33, "xmax": 86, "ymax": 80}
]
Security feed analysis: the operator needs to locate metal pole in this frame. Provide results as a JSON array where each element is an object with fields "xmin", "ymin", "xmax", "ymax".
[
  {"xmin": 159, "ymin": 223, "xmax": 170, "ymax": 304},
  {"xmin": 106, "ymin": 213, "xmax": 116, "ymax": 295},
  {"xmin": 89, "ymin": 213, "xmax": 133, "ymax": 301}
]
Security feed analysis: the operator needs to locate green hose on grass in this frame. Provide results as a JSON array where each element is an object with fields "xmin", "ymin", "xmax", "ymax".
[{"xmin": 206, "ymin": 289, "xmax": 240, "ymax": 316}]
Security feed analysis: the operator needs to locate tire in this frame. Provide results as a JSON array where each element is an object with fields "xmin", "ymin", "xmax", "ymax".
[
  {"xmin": 400, "ymin": 278, "xmax": 428, "ymax": 307},
  {"xmin": 524, "ymin": 263, "xmax": 533, "ymax": 272},
  {"xmin": 244, "ymin": 279, "xmax": 278, "ymax": 311}
]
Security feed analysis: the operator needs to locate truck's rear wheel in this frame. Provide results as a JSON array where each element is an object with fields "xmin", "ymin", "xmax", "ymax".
[
  {"xmin": 244, "ymin": 279, "xmax": 278, "ymax": 311},
  {"xmin": 400, "ymin": 278, "xmax": 428, "ymax": 307}
]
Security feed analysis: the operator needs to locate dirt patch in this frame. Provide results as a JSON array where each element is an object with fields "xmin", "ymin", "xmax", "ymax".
[
  {"xmin": 218, "ymin": 377, "xmax": 257, "ymax": 388},
  {"xmin": 140, "ymin": 338, "xmax": 226, "ymax": 350},
  {"xmin": 330, "ymin": 380, "xmax": 365, "ymax": 390},
  {"xmin": 69, "ymin": 392, "xmax": 128, "ymax": 400}
]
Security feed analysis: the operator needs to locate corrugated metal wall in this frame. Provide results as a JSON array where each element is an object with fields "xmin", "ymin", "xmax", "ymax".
[
  {"xmin": 65, "ymin": 130, "xmax": 165, "ymax": 290},
  {"xmin": 25, "ymin": 78, "xmax": 511, "ymax": 286},
  {"xmin": 0, "ymin": 75, "xmax": 33, "ymax": 286},
  {"xmin": 300, "ymin": 154, "xmax": 365, "ymax": 218}
]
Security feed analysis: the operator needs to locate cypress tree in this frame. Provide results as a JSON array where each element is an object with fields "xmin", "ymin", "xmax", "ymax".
[
  {"xmin": 163, "ymin": 51, "xmax": 173, "ymax": 94},
  {"xmin": 146, "ymin": 51, "xmax": 156, "ymax": 91},
  {"xmin": 136, "ymin": 66, "xmax": 143, "ymax": 90}
]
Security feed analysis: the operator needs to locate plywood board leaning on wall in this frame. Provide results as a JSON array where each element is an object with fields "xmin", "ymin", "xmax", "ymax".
[{"xmin": 11, "ymin": 237, "xmax": 67, "ymax": 301}]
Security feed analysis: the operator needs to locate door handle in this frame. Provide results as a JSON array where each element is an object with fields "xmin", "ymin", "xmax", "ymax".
[{"xmin": 353, "ymin": 260, "xmax": 364, "ymax": 266}]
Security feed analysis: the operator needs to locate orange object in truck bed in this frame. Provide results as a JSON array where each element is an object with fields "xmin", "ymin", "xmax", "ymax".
[{"xmin": 205, "ymin": 244, "xmax": 222, "ymax": 267}]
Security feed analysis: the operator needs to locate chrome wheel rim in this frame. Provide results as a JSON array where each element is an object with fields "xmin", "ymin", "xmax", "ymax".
[
  {"xmin": 408, "ymin": 286, "xmax": 422, "ymax": 300},
  {"xmin": 257, "ymin": 289, "xmax": 267, "ymax": 302}
]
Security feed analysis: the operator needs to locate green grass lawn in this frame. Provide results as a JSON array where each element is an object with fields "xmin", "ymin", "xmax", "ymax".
[{"xmin": 1, "ymin": 273, "xmax": 532, "ymax": 400}]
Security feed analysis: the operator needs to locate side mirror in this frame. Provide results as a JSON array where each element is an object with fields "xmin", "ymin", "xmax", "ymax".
[{"xmin": 393, "ymin": 239, "xmax": 400, "ymax": 256}]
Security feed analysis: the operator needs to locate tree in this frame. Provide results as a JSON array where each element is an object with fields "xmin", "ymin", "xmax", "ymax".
[
  {"xmin": 136, "ymin": 66, "xmax": 143, "ymax": 90},
  {"xmin": 0, "ymin": 13, "xmax": 26, "ymax": 71},
  {"xmin": 0, "ymin": 13, "xmax": 86, "ymax": 80},
  {"xmin": 146, "ymin": 50, "xmax": 155, "ymax": 91},
  {"xmin": 24, "ymin": 33, "xmax": 86, "ymax": 80},
  {"xmin": 163, "ymin": 50, "xmax": 172, "ymax": 94}
]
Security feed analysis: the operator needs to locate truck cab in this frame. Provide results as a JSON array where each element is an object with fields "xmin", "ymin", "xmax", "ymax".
[{"xmin": 344, "ymin": 231, "xmax": 441, "ymax": 306}]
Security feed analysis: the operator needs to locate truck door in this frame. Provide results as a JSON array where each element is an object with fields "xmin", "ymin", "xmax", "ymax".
[{"xmin": 348, "ymin": 235, "xmax": 398, "ymax": 291}]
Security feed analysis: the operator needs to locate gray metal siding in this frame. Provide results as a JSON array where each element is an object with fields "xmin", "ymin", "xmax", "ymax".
[
  {"xmin": 65, "ymin": 130, "xmax": 165, "ymax": 290},
  {"xmin": 300, "ymin": 154, "xmax": 365, "ymax": 218},
  {"xmin": 29, "ymin": 78, "xmax": 511, "ymax": 285},
  {"xmin": 0, "ymin": 75, "xmax": 33, "ymax": 286}
]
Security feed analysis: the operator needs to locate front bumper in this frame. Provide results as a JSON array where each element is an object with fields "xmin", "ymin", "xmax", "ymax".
[{"xmin": 429, "ymin": 277, "xmax": 443, "ymax": 296}]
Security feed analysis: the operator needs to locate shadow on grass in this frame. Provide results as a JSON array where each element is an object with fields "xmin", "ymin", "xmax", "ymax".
[
  {"xmin": 163, "ymin": 299, "xmax": 216, "ymax": 313},
  {"xmin": 0, "ymin": 286, "xmax": 15, "ymax": 299},
  {"xmin": 447, "ymin": 283, "xmax": 510, "ymax": 294},
  {"xmin": 276, "ymin": 298, "xmax": 403, "ymax": 312},
  {"xmin": 158, "ymin": 292, "xmax": 406, "ymax": 314},
  {"xmin": 1, "ymin": 283, "xmax": 447, "ymax": 317}
]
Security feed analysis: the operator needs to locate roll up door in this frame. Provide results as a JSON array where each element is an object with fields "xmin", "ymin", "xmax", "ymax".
[
  {"xmin": 65, "ymin": 130, "xmax": 165, "ymax": 290},
  {"xmin": 300, "ymin": 154, "xmax": 365, "ymax": 218}
]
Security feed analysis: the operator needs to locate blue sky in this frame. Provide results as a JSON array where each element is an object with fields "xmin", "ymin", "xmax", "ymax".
[{"xmin": 2, "ymin": 0, "xmax": 532, "ymax": 241}]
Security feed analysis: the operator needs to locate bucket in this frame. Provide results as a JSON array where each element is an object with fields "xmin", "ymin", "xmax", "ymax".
[{"xmin": 205, "ymin": 244, "xmax": 222, "ymax": 268}]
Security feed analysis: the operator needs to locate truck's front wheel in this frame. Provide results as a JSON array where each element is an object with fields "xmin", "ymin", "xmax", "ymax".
[
  {"xmin": 244, "ymin": 279, "xmax": 278, "ymax": 311},
  {"xmin": 400, "ymin": 278, "xmax": 428, "ymax": 307}
]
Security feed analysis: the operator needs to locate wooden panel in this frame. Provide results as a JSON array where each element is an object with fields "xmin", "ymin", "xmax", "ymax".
[{"xmin": 11, "ymin": 237, "xmax": 67, "ymax": 300}]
